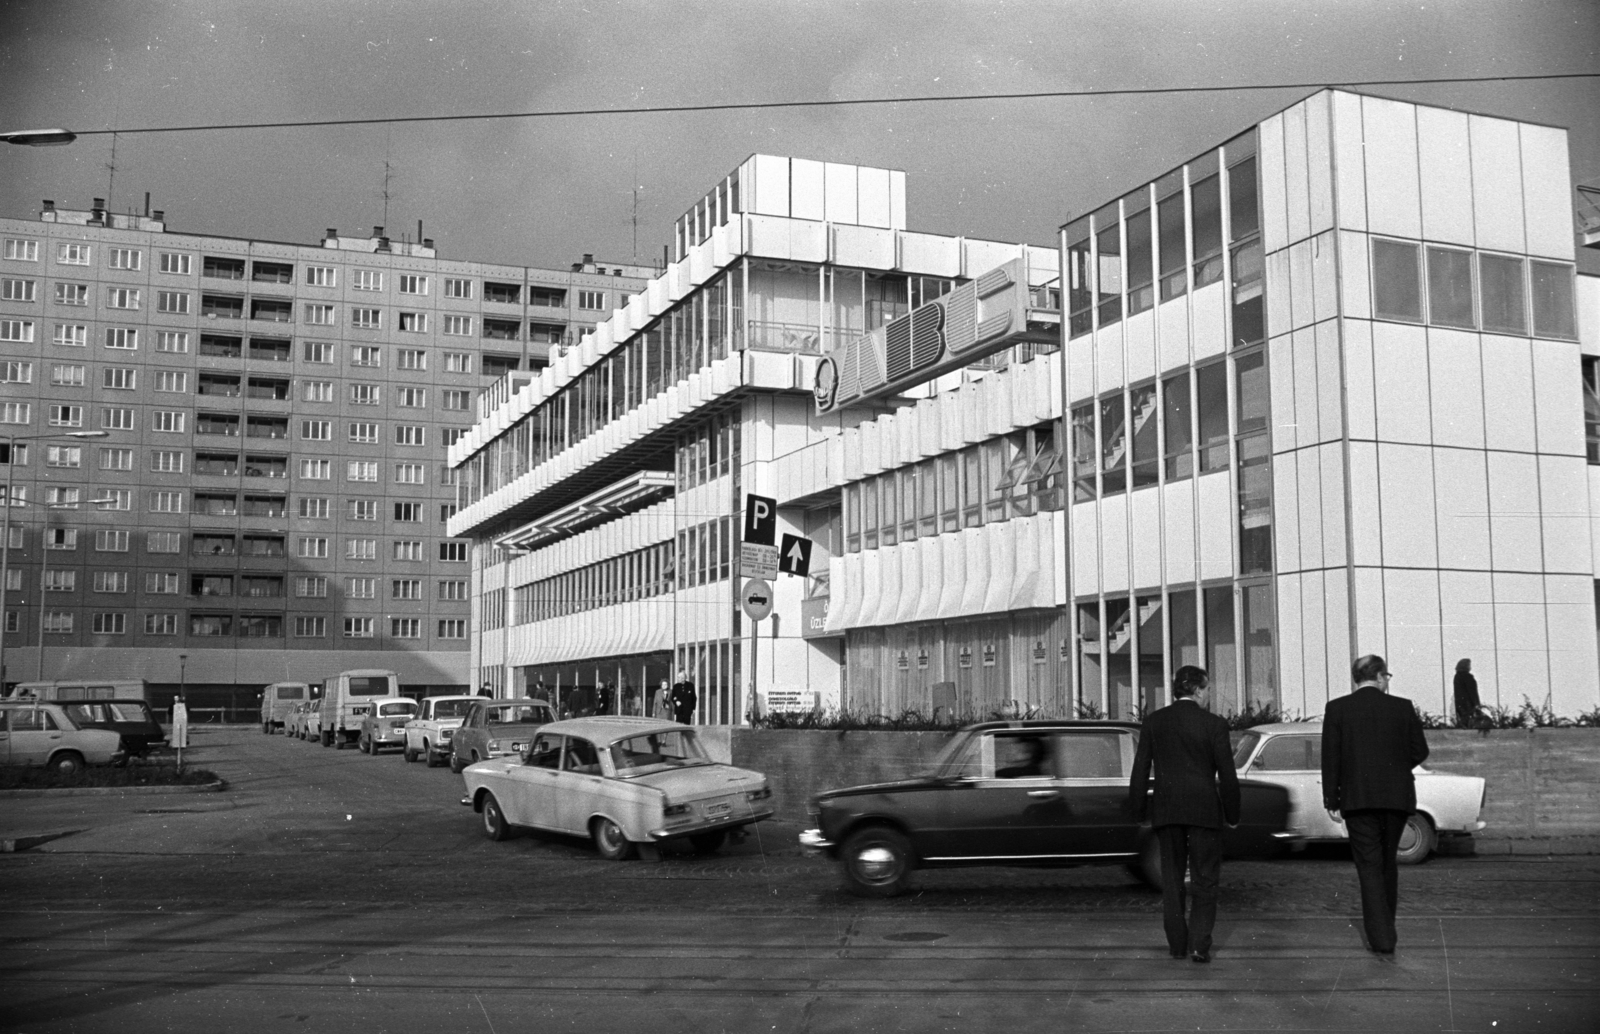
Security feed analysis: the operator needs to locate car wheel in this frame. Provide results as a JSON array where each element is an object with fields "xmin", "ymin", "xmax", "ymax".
[
  {"xmin": 449, "ymin": 753, "xmax": 465, "ymax": 774},
  {"xmin": 591, "ymin": 817, "xmax": 635, "ymax": 861},
  {"xmin": 840, "ymin": 826, "xmax": 914, "ymax": 897},
  {"xmin": 321, "ymin": 730, "xmax": 333, "ymax": 748},
  {"xmin": 1396, "ymin": 813, "xmax": 1436, "ymax": 865},
  {"xmin": 261, "ymin": 722, "xmax": 270, "ymax": 735},
  {"xmin": 49, "ymin": 751, "xmax": 86, "ymax": 777},
  {"xmin": 403, "ymin": 743, "xmax": 418, "ymax": 763},
  {"xmin": 690, "ymin": 830, "xmax": 727, "ymax": 855},
  {"xmin": 425, "ymin": 741, "xmax": 441, "ymax": 767},
  {"xmin": 481, "ymin": 793, "xmax": 513, "ymax": 841}
]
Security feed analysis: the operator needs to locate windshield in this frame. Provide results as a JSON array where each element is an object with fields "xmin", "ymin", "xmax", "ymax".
[
  {"xmin": 275, "ymin": 686, "xmax": 305, "ymax": 699},
  {"xmin": 432, "ymin": 699, "xmax": 476, "ymax": 719},
  {"xmin": 921, "ymin": 730, "xmax": 974, "ymax": 777},
  {"xmin": 1232, "ymin": 731, "xmax": 1262, "ymax": 770},
  {"xmin": 608, "ymin": 730, "xmax": 711, "ymax": 777},
  {"xmin": 378, "ymin": 702, "xmax": 417, "ymax": 717},
  {"xmin": 347, "ymin": 676, "xmax": 390, "ymax": 695}
]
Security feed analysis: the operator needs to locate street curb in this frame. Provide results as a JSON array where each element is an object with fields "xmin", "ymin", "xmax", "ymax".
[
  {"xmin": 1468, "ymin": 835, "xmax": 1600, "ymax": 856},
  {"xmin": 0, "ymin": 779, "xmax": 226, "ymax": 800},
  {"xmin": 1, "ymin": 830, "xmax": 84, "ymax": 853}
]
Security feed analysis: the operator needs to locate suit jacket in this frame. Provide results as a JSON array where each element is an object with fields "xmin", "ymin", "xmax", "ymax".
[
  {"xmin": 1127, "ymin": 699, "xmax": 1241, "ymax": 829},
  {"xmin": 1321, "ymin": 685, "xmax": 1430, "ymax": 812}
]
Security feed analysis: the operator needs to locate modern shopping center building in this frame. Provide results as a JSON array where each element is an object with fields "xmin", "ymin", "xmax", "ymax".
[{"xmin": 449, "ymin": 88, "xmax": 1600, "ymax": 723}]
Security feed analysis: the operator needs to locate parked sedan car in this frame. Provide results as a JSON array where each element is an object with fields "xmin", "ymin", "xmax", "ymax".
[
  {"xmin": 282, "ymin": 701, "xmax": 309, "ymax": 739},
  {"xmin": 302, "ymin": 704, "xmax": 324, "ymax": 743},
  {"xmin": 58, "ymin": 700, "xmax": 165, "ymax": 757},
  {"xmin": 801, "ymin": 720, "xmax": 1292, "ymax": 897},
  {"xmin": 358, "ymin": 697, "xmax": 420, "ymax": 755},
  {"xmin": 404, "ymin": 695, "xmax": 480, "ymax": 767},
  {"xmin": 1233, "ymin": 722, "xmax": 1487, "ymax": 864},
  {"xmin": 1, "ymin": 700, "xmax": 125, "ymax": 775},
  {"xmin": 461, "ymin": 717, "xmax": 774, "ymax": 859},
  {"xmin": 449, "ymin": 698, "xmax": 555, "ymax": 773}
]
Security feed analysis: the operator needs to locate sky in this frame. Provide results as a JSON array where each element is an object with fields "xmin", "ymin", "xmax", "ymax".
[{"xmin": 1, "ymin": 0, "xmax": 1597, "ymax": 274}]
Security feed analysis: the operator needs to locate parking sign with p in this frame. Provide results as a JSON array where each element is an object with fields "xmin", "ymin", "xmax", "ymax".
[{"xmin": 743, "ymin": 493, "xmax": 777, "ymax": 546}]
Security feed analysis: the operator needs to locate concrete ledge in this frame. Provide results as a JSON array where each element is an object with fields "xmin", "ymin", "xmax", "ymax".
[{"xmin": 0, "ymin": 779, "xmax": 225, "ymax": 800}]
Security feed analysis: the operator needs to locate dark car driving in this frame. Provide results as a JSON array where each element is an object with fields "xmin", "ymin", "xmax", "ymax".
[
  {"xmin": 800, "ymin": 720, "xmax": 1291, "ymax": 897},
  {"xmin": 59, "ymin": 700, "xmax": 166, "ymax": 758}
]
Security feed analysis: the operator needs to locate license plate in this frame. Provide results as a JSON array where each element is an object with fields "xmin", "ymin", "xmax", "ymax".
[
  {"xmin": 511, "ymin": 742, "xmax": 525, "ymax": 752},
  {"xmin": 704, "ymin": 801, "xmax": 731, "ymax": 816}
]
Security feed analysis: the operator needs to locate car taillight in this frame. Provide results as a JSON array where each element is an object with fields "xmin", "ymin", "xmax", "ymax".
[
  {"xmin": 488, "ymin": 739, "xmax": 500, "ymax": 752},
  {"xmin": 746, "ymin": 786, "xmax": 771, "ymax": 802},
  {"xmin": 664, "ymin": 803, "xmax": 690, "ymax": 816}
]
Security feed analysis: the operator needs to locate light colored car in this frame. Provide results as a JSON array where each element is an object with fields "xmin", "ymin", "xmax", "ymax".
[
  {"xmin": 449, "ymin": 698, "xmax": 555, "ymax": 772},
  {"xmin": 1233, "ymin": 722, "xmax": 1487, "ymax": 864},
  {"xmin": 1, "ymin": 700, "xmax": 124, "ymax": 775},
  {"xmin": 302, "ymin": 703, "xmax": 324, "ymax": 743},
  {"xmin": 461, "ymin": 716, "xmax": 774, "ymax": 860},
  {"xmin": 358, "ymin": 697, "xmax": 420, "ymax": 755},
  {"xmin": 283, "ymin": 701, "xmax": 312, "ymax": 739},
  {"xmin": 404, "ymin": 695, "xmax": 480, "ymax": 767}
]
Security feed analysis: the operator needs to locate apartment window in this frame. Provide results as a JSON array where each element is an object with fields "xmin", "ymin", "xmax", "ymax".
[
  {"xmin": 293, "ymin": 616, "xmax": 326, "ymax": 638},
  {"xmin": 343, "ymin": 617, "xmax": 375, "ymax": 639},
  {"xmin": 95, "ymin": 530, "xmax": 129, "ymax": 552},
  {"xmin": 93, "ymin": 446, "xmax": 128, "ymax": 471},
  {"xmin": 299, "ymin": 459, "xmax": 331, "ymax": 480},
  {"xmin": 392, "ymin": 579, "xmax": 422, "ymax": 600},
  {"xmin": 1125, "ymin": 204, "xmax": 1153, "ymax": 316},
  {"xmin": 302, "ymin": 381, "xmax": 333, "ymax": 403},
  {"xmin": 149, "ymin": 450, "xmax": 184, "ymax": 473},
  {"xmin": 154, "ymin": 370, "xmax": 187, "ymax": 393},
  {"xmin": 102, "ymin": 367, "xmax": 137, "ymax": 390},
  {"xmin": 5, "ymin": 238, "xmax": 39, "ymax": 261},
  {"xmin": 441, "ymin": 389, "xmax": 470, "ymax": 411},
  {"xmin": 438, "ymin": 579, "xmax": 468, "ymax": 601},
  {"xmin": 48, "ymin": 404, "xmax": 84, "ymax": 428},
  {"xmin": 1196, "ymin": 361, "xmax": 1230, "ymax": 473},
  {"xmin": 1, "ymin": 278, "xmax": 36, "ymax": 302},
  {"xmin": 44, "ymin": 613, "xmax": 74, "ymax": 634},
  {"xmin": 443, "ymin": 277, "xmax": 472, "ymax": 299},
  {"xmin": 304, "ymin": 304, "xmax": 335, "ymax": 325},
  {"xmin": 145, "ymin": 614, "xmax": 179, "ymax": 635},
  {"xmin": 348, "ymin": 536, "xmax": 378, "ymax": 561},
  {"xmin": 190, "ymin": 614, "xmax": 232, "ymax": 637},
  {"xmin": 1371, "ymin": 239, "xmax": 1423, "ymax": 323},
  {"xmin": 105, "ymin": 247, "xmax": 141, "ymax": 270},
  {"xmin": 1, "ymin": 402, "xmax": 32, "ymax": 424},
  {"xmin": 394, "ymin": 351, "xmax": 428, "ymax": 376},
  {"xmin": 91, "ymin": 613, "xmax": 127, "ymax": 635},
  {"xmin": 55, "ymin": 282, "xmax": 88, "ymax": 306},
  {"xmin": 395, "ymin": 463, "xmax": 425, "ymax": 485},
  {"xmin": 351, "ymin": 308, "xmax": 381, "ymax": 329},
  {"xmin": 438, "ymin": 619, "xmax": 466, "ymax": 639},
  {"xmin": 156, "ymin": 331, "xmax": 189, "ymax": 353},
  {"xmin": 95, "ymin": 488, "xmax": 133, "ymax": 511},
  {"xmin": 442, "ymin": 315, "xmax": 472, "ymax": 336},
  {"xmin": 1584, "ymin": 357, "xmax": 1600, "ymax": 465},
  {"xmin": 151, "ymin": 411, "xmax": 185, "ymax": 433},
  {"xmin": 353, "ymin": 270, "xmax": 383, "ymax": 291},
  {"xmin": 302, "ymin": 342, "xmax": 334, "ymax": 366},
  {"xmin": 145, "ymin": 572, "xmax": 180, "ymax": 594},
  {"xmin": 45, "ymin": 487, "xmax": 80, "ymax": 510},
  {"xmin": 393, "ymin": 502, "xmax": 422, "ymax": 522},
  {"xmin": 577, "ymin": 290, "xmax": 606, "ymax": 310},
  {"xmin": 50, "ymin": 364, "xmax": 85, "ymax": 389},
  {"xmin": 393, "ymin": 540, "xmax": 422, "ymax": 561},
  {"xmin": 305, "ymin": 266, "xmax": 335, "ymax": 287},
  {"xmin": 1425, "ymin": 246, "xmax": 1476, "ymax": 330},
  {"xmin": 300, "ymin": 419, "xmax": 331, "ymax": 441},
  {"xmin": 159, "ymin": 252, "xmax": 191, "ymax": 275},
  {"xmin": 1, "ymin": 361, "xmax": 32, "ymax": 384},
  {"xmin": 349, "ymin": 383, "xmax": 379, "ymax": 405},
  {"xmin": 298, "ymin": 497, "xmax": 330, "ymax": 519},
  {"xmin": 395, "ymin": 425, "xmax": 425, "ymax": 446},
  {"xmin": 93, "ymin": 571, "xmax": 129, "ymax": 594},
  {"xmin": 348, "ymin": 423, "xmax": 379, "ymax": 444},
  {"xmin": 441, "ymin": 428, "xmax": 465, "ymax": 446},
  {"xmin": 156, "ymin": 291, "xmax": 190, "ymax": 314},
  {"xmin": 238, "ymin": 615, "xmax": 282, "ymax": 639},
  {"xmin": 104, "ymin": 327, "xmax": 138, "ymax": 349},
  {"xmin": 398, "ymin": 312, "xmax": 428, "ymax": 333},
  {"xmin": 1530, "ymin": 260, "xmax": 1577, "ymax": 339},
  {"xmin": 397, "ymin": 387, "xmax": 426, "ymax": 407},
  {"xmin": 444, "ymin": 352, "xmax": 472, "ymax": 373},
  {"xmin": 106, "ymin": 287, "xmax": 140, "ymax": 310},
  {"xmin": 45, "ymin": 569, "xmax": 78, "ymax": 589},
  {"xmin": 351, "ymin": 345, "xmax": 381, "ymax": 367},
  {"xmin": 53, "ymin": 324, "xmax": 87, "ymax": 347},
  {"xmin": 147, "ymin": 490, "xmax": 184, "ymax": 513},
  {"xmin": 439, "ymin": 541, "xmax": 468, "ymax": 562},
  {"xmin": 57, "ymin": 243, "xmax": 91, "ymax": 265},
  {"xmin": 297, "ymin": 536, "xmax": 329, "ymax": 558},
  {"xmin": 147, "ymin": 531, "xmax": 182, "ymax": 554},
  {"xmin": 398, "ymin": 274, "xmax": 428, "ymax": 295},
  {"xmin": 0, "ymin": 319, "xmax": 34, "ymax": 343},
  {"xmin": 1478, "ymin": 254, "xmax": 1527, "ymax": 335},
  {"xmin": 46, "ymin": 445, "xmax": 81, "ymax": 467},
  {"xmin": 1157, "ymin": 189, "xmax": 1187, "ymax": 302},
  {"xmin": 345, "ymin": 576, "xmax": 376, "ymax": 599},
  {"xmin": 346, "ymin": 498, "xmax": 376, "ymax": 521},
  {"xmin": 1191, "ymin": 173, "xmax": 1224, "ymax": 288},
  {"xmin": 440, "ymin": 503, "xmax": 458, "ymax": 522},
  {"xmin": 390, "ymin": 618, "xmax": 421, "ymax": 639}
]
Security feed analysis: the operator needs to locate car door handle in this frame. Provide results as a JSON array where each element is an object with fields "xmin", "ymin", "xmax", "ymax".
[{"xmin": 1027, "ymin": 789, "xmax": 1060, "ymax": 798}]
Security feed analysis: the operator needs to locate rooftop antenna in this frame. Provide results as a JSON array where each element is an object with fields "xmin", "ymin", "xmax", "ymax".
[
  {"xmin": 104, "ymin": 131, "xmax": 117, "ymax": 210},
  {"xmin": 380, "ymin": 124, "xmax": 396, "ymax": 229},
  {"xmin": 632, "ymin": 148, "xmax": 640, "ymax": 261}
]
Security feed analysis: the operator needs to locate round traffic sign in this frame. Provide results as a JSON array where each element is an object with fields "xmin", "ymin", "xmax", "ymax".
[{"xmin": 741, "ymin": 578, "xmax": 774, "ymax": 621}]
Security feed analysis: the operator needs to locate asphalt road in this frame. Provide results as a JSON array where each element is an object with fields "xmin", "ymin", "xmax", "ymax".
[{"xmin": 1, "ymin": 727, "xmax": 1597, "ymax": 1033}]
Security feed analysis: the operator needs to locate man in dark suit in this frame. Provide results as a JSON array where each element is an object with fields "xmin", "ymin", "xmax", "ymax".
[
  {"xmin": 1321, "ymin": 654, "xmax": 1430, "ymax": 957},
  {"xmin": 1127, "ymin": 665, "xmax": 1241, "ymax": 963},
  {"xmin": 669, "ymin": 670, "xmax": 697, "ymax": 725}
]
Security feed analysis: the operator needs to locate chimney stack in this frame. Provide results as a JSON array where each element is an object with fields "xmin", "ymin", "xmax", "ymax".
[
  {"xmin": 422, "ymin": 238, "xmax": 434, "ymax": 249},
  {"xmin": 325, "ymin": 228, "xmax": 338, "ymax": 241},
  {"xmin": 372, "ymin": 225, "xmax": 384, "ymax": 238},
  {"xmin": 42, "ymin": 200, "xmax": 55, "ymax": 212},
  {"xmin": 152, "ymin": 210, "xmax": 164, "ymax": 222},
  {"xmin": 376, "ymin": 236, "xmax": 391, "ymax": 253}
]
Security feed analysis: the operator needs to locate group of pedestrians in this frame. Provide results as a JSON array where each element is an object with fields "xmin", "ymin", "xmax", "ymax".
[{"xmin": 1128, "ymin": 653, "xmax": 1428, "ymax": 963}]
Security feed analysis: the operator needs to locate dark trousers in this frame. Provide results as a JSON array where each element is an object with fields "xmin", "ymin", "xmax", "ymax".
[
  {"xmin": 673, "ymin": 707, "xmax": 693, "ymax": 725},
  {"xmin": 1345, "ymin": 809, "xmax": 1407, "ymax": 951},
  {"xmin": 1156, "ymin": 824, "xmax": 1223, "ymax": 956}
]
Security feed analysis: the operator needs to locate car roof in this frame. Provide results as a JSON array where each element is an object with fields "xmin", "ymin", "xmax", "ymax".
[
  {"xmin": 369, "ymin": 696, "xmax": 417, "ymax": 705},
  {"xmin": 478, "ymin": 698, "xmax": 552, "ymax": 708},
  {"xmin": 962, "ymin": 719, "xmax": 1142, "ymax": 733},
  {"xmin": 423, "ymin": 694, "xmax": 481, "ymax": 704},
  {"xmin": 541, "ymin": 715, "xmax": 691, "ymax": 744},
  {"xmin": 1240, "ymin": 722, "xmax": 1322, "ymax": 734}
]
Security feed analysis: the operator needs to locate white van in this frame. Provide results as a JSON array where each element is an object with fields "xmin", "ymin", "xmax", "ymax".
[
  {"xmin": 10, "ymin": 679, "xmax": 150, "ymax": 703},
  {"xmin": 259, "ymin": 682, "xmax": 310, "ymax": 735},
  {"xmin": 317, "ymin": 670, "xmax": 400, "ymax": 749}
]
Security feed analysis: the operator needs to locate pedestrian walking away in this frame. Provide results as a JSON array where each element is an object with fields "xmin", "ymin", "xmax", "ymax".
[
  {"xmin": 1453, "ymin": 658, "xmax": 1481, "ymax": 728},
  {"xmin": 1126, "ymin": 665, "xmax": 1240, "ymax": 964},
  {"xmin": 1321, "ymin": 654, "xmax": 1430, "ymax": 958},
  {"xmin": 670, "ymin": 670, "xmax": 697, "ymax": 725}
]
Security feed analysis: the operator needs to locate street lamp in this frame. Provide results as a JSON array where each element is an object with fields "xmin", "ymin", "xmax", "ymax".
[
  {"xmin": 0, "ymin": 128, "xmax": 78, "ymax": 147},
  {"xmin": 0, "ymin": 430, "xmax": 109, "ymax": 691}
]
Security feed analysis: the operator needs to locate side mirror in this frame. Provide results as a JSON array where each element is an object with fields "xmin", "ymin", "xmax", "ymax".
[{"xmin": 1251, "ymin": 757, "xmax": 1265, "ymax": 769}]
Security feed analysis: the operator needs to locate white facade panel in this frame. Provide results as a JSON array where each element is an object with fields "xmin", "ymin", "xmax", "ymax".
[
  {"xmin": 1191, "ymin": 280, "xmax": 1227, "ymax": 362},
  {"xmin": 1319, "ymin": 441, "xmax": 1348, "ymax": 569},
  {"xmin": 1196, "ymin": 471, "xmax": 1233, "ymax": 581},
  {"xmin": 1479, "ymin": 335, "xmax": 1537, "ymax": 454},
  {"xmin": 1283, "ymin": 102, "xmax": 1311, "ymax": 246},
  {"xmin": 1259, "ymin": 113, "xmax": 1289, "ymax": 255},
  {"xmin": 833, "ymin": 224, "xmax": 896, "ymax": 271},
  {"xmin": 1382, "ymin": 568, "xmax": 1444, "ymax": 707},
  {"xmin": 1438, "ymin": 569, "xmax": 1496, "ymax": 713},
  {"xmin": 982, "ymin": 522, "xmax": 1014, "ymax": 613},
  {"xmin": 1314, "ymin": 321, "xmax": 1344, "ymax": 446},
  {"xmin": 1125, "ymin": 309, "xmax": 1156, "ymax": 386},
  {"xmin": 858, "ymin": 549, "xmax": 885, "ymax": 628},
  {"xmin": 889, "ymin": 170, "xmax": 907, "ymax": 231},
  {"xmin": 1342, "ymin": 319, "xmax": 1377, "ymax": 440},
  {"xmin": 1469, "ymin": 115, "xmax": 1525, "ymax": 254},
  {"xmin": 1096, "ymin": 323, "xmax": 1125, "ymax": 393},
  {"xmin": 1433, "ymin": 448, "xmax": 1492, "ymax": 571},
  {"xmin": 1544, "ymin": 574, "xmax": 1600, "ymax": 714},
  {"xmin": 1311, "ymin": 231, "xmax": 1338, "ymax": 325},
  {"xmin": 1378, "ymin": 443, "xmax": 1439, "ymax": 568},
  {"xmin": 824, "ymin": 163, "xmax": 859, "ymax": 225},
  {"xmin": 1158, "ymin": 296, "xmax": 1190, "ymax": 373},
  {"xmin": 857, "ymin": 166, "xmax": 892, "ymax": 229},
  {"xmin": 1266, "ymin": 249, "xmax": 1293, "ymax": 340},
  {"xmin": 1321, "ymin": 572, "xmax": 1352, "ymax": 713},
  {"xmin": 1532, "ymin": 340, "xmax": 1585, "ymax": 458},
  {"xmin": 1162, "ymin": 486, "xmax": 1195, "ymax": 586},
  {"xmin": 1520, "ymin": 124, "xmax": 1575, "ymax": 261},
  {"xmin": 790, "ymin": 159, "xmax": 825, "ymax": 222},
  {"xmin": 1416, "ymin": 106, "xmax": 1475, "ymax": 247},
  {"xmin": 1427, "ymin": 328, "xmax": 1485, "ymax": 449},
  {"xmin": 1300, "ymin": 569, "xmax": 1328, "ymax": 718},
  {"xmin": 915, "ymin": 538, "xmax": 942, "ymax": 622},
  {"xmin": 1539, "ymin": 455, "xmax": 1593, "ymax": 575},
  {"xmin": 1100, "ymin": 494, "xmax": 1129, "ymax": 595},
  {"xmin": 1487, "ymin": 450, "xmax": 1544, "ymax": 572},
  {"xmin": 897, "ymin": 231, "xmax": 962, "ymax": 277},
  {"xmin": 937, "ymin": 533, "xmax": 966, "ymax": 618},
  {"xmin": 1493, "ymin": 571, "xmax": 1549, "ymax": 706},
  {"xmin": 1296, "ymin": 446, "xmax": 1324, "ymax": 569},
  {"xmin": 1274, "ymin": 452, "xmax": 1301, "ymax": 573},
  {"xmin": 1305, "ymin": 92, "xmax": 1335, "ymax": 236},
  {"xmin": 1330, "ymin": 90, "xmax": 1368, "ymax": 233},
  {"xmin": 1351, "ymin": 565, "xmax": 1389, "ymax": 661},
  {"xmin": 751, "ymin": 154, "xmax": 790, "ymax": 217},
  {"xmin": 1288, "ymin": 240, "xmax": 1315, "ymax": 334},
  {"xmin": 1276, "ymin": 572, "xmax": 1305, "ymax": 714},
  {"xmin": 1361, "ymin": 95, "xmax": 1422, "ymax": 240},
  {"xmin": 1292, "ymin": 327, "xmax": 1320, "ymax": 449},
  {"xmin": 893, "ymin": 543, "xmax": 921, "ymax": 625},
  {"xmin": 1130, "ymin": 489, "xmax": 1162, "ymax": 590},
  {"xmin": 1371, "ymin": 321, "xmax": 1432, "ymax": 445}
]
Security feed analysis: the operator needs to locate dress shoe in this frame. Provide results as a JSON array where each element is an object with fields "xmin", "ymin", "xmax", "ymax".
[
  {"xmin": 1190, "ymin": 950, "xmax": 1210, "ymax": 964},
  {"xmin": 1169, "ymin": 950, "xmax": 1186, "ymax": 959}
]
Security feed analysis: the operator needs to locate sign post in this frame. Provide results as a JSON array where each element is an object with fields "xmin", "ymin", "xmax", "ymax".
[{"xmin": 740, "ymin": 578, "xmax": 774, "ymax": 725}]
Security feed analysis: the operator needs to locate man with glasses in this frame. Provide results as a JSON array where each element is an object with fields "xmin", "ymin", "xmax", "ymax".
[{"xmin": 1321, "ymin": 654, "xmax": 1430, "ymax": 958}]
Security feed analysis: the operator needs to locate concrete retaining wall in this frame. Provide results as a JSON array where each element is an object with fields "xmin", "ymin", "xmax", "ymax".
[{"xmin": 724, "ymin": 726, "xmax": 1600, "ymax": 835}]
